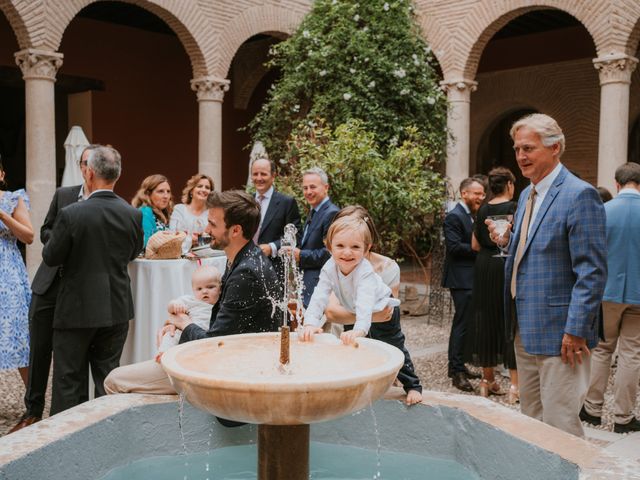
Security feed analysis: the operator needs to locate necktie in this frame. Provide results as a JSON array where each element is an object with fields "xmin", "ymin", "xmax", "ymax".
[
  {"xmin": 302, "ymin": 209, "xmax": 316, "ymax": 244},
  {"xmin": 253, "ymin": 194, "xmax": 266, "ymax": 244},
  {"xmin": 510, "ymin": 187, "xmax": 537, "ymax": 298}
]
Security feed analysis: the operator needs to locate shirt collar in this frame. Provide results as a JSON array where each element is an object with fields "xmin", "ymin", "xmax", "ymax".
[
  {"xmin": 88, "ymin": 189, "xmax": 113, "ymax": 198},
  {"xmin": 532, "ymin": 162, "xmax": 563, "ymax": 197},
  {"xmin": 256, "ymin": 186, "xmax": 274, "ymax": 199},
  {"xmin": 458, "ymin": 200, "xmax": 471, "ymax": 215},
  {"xmin": 78, "ymin": 184, "xmax": 86, "ymax": 200},
  {"xmin": 618, "ymin": 187, "xmax": 640, "ymax": 196},
  {"xmin": 313, "ymin": 196, "xmax": 330, "ymax": 212}
]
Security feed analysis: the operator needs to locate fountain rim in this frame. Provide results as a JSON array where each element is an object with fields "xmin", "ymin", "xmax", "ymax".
[{"xmin": 161, "ymin": 332, "xmax": 405, "ymax": 392}]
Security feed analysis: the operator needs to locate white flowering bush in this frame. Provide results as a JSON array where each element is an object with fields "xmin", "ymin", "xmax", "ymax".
[
  {"xmin": 250, "ymin": 0, "xmax": 447, "ymax": 164},
  {"xmin": 250, "ymin": 0, "xmax": 448, "ymax": 259}
]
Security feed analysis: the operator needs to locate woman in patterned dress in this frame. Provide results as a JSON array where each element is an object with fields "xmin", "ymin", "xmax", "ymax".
[
  {"xmin": 131, "ymin": 174, "xmax": 174, "ymax": 248},
  {"xmin": 0, "ymin": 160, "xmax": 34, "ymax": 385}
]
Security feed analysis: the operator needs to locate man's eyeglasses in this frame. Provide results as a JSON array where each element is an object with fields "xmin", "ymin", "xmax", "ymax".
[{"xmin": 78, "ymin": 160, "xmax": 88, "ymax": 167}]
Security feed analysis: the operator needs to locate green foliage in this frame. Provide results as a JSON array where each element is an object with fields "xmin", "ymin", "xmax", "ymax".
[
  {"xmin": 276, "ymin": 120, "xmax": 446, "ymax": 258},
  {"xmin": 250, "ymin": 0, "xmax": 447, "ymax": 163}
]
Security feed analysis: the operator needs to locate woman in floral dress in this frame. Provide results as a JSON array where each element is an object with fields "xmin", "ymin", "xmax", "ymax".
[{"xmin": 0, "ymin": 161, "xmax": 34, "ymax": 385}]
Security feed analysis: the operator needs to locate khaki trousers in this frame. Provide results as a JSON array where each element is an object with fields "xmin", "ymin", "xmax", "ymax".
[
  {"xmin": 104, "ymin": 359, "xmax": 174, "ymax": 395},
  {"xmin": 584, "ymin": 301, "xmax": 640, "ymax": 424},
  {"xmin": 515, "ymin": 333, "xmax": 590, "ymax": 438}
]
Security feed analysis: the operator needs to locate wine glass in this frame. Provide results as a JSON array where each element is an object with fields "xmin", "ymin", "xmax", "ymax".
[{"xmin": 488, "ymin": 214, "xmax": 512, "ymax": 258}]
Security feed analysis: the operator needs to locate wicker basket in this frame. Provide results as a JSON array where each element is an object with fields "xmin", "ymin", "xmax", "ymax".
[{"xmin": 145, "ymin": 231, "xmax": 187, "ymax": 259}]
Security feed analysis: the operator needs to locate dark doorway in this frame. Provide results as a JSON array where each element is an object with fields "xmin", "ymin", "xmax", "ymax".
[
  {"xmin": 477, "ymin": 108, "xmax": 537, "ymax": 198},
  {"xmin": 630, "ymin": 115, "xmax": 640, "ymax": 165}
]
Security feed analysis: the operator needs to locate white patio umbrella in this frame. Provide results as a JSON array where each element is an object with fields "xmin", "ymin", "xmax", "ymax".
[{"xmin": 61, "ymin": 126, "xmax": 89, "ymax": 187}]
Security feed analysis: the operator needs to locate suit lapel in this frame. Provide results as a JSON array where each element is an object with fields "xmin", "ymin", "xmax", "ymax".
[
  {"xmin": 302, "ymin": 200, "xmax": 330, "ymax": 247},
  {"xmin": 260, "ymin": 191, "xmax": 279, "ymax": 233},
  {"xmin": 522, "ymin": 167, "xmax": 567, "ymax": 256}
]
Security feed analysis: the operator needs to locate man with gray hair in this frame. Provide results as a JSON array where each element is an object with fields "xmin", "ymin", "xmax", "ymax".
[
  {"xmin": 489, "ymin": 113, "xmax": 606, "ymax": 437},
  {"xmin": 42, "ymin": 145, "xmax": 143, "ymax": 414},
  {"xmin": 581, "ymin": 162, "xmax": 640, "ymax": 434},
  {"xmin": 282, "ymin": 167, "xmax": 339, "ymax": 306}
]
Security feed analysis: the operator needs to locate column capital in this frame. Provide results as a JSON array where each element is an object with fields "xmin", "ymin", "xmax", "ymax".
[
  {"xmin": 593, "ymin": 53, "xmax": 638, "ymax": 86},
  {"xmin": 14, "ymin": 49, "xmax": 63, "ymax": 81},
  {"xmin": 439, "ymin": 79, "xmax": 478, "ymax": 102},
  {"xmin": 191, "ymin": 76, "xmax": 230, "ymax": 102}
]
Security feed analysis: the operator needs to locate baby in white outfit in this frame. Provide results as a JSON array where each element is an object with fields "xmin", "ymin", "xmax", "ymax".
[{"xmin": 156, "ymin": 265, "xmax": 221, "ymax": 359}]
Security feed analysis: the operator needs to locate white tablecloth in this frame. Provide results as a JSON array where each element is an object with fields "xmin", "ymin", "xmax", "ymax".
[{"xmin": 121, "ymin": 256, "xmax": 227, "ymax": 365}]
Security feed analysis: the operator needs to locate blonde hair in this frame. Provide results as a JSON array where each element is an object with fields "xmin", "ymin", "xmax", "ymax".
[
  {"xmin": 510, "ymin": 113, "xmax": 565, "ymax": 157},
  {"xmin": 192, "ymin": 265, "xmax": 222, "ymax": 285},
  {"xmin": 131, "ymin": 174, "xmax": 174, "ymax": 224},
  {"xmin": 326, "ymin": 216, "xmax": 373, "ymax": 251},
  {"xmin": 333, "ymin": 205, "xmax": 380, "ymax": 248},
  {"xmin": 181, "ymin": 173, "xmax": 214, "ymax": 204}
]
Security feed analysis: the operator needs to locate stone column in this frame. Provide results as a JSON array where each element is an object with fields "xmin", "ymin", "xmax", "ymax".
[
  {"xmin": 190, "ymin": 76, "xmax": 230, "ymax": 191},
  {"xmin": 440, "ymin": 79, "xmax": 477, "ymax": 197},
  {"xmin": 593, "ymin": 53, "xmax": 638, "ymax": 194},
  {"xmin": 15, "ymin": 49, "xmax": 63, "ymax": 277}
]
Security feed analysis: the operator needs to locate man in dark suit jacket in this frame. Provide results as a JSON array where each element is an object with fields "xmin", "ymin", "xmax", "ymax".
[
  {"xmin": 282, "ymin": 167, "xmax": 339, "ymax": 306},
  {"xmin": 42, "ymin": 146, "xmax": 143, "ymax": 415},
  {"xmin": 103, "ymin": 190, "xmax": 280, "ymax": 396},
  {"xmin": 251, "ymin": 158, "xmax": 302, "ymax": 258},
  {"xmin": 9, "ymin": 146, "xmax": 98, "ymax": 433},
  {"xmin": 442, "ymin": 177, "xmax": 485, "ymax": 392}
]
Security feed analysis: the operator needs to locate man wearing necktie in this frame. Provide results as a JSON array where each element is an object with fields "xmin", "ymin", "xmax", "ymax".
[
  {"xmin": 442, "ymin": 177, "xmax": 486, "ymax": 392},
  {"xmin": 250, "ymin": 158, "xmax": 301, "ymax": 261},
  {"xmin": 282, "ymin": 167, "xmax": 339, "ymax": 307},
  {"xmin": 491, "ymin": 113, "xmax": 606, "ymax": 438}
]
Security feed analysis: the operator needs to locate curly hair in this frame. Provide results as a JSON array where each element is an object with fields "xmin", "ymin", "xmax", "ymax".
[
  {"xmin": 181, "ymin": 173, "xmax": 214, "ymax": 204},
  {"xmin": 131, "ymin": 174, "xmax": 174, "ymax": 224}
]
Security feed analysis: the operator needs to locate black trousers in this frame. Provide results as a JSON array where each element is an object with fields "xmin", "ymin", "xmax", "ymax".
[
  {"xmin": 448, "ymin": 288, "xmax": 472, "ymax": 375},
  {"xmin": 23, "ymin": 277, "xmax": 60, "ymax": 417},
  {"xmin": 345, "ymin": 306, "xmax": 422, "ymax": 393},
  {"xmin": 50, "ymin": 322, "xmax": 129, "ymax": 415}
]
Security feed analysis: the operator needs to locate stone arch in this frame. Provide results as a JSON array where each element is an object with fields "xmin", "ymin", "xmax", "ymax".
[
  {"xmin": 33, "ymin": 0, "xmax": 212, "ymax": 77},
  {"xmin": 459, "ymin": 2, "xmax": 604, "ymax": 80},
  {"xmin": 215, "ymin": 5, "xmax": 307, "ymax": 78},
  {"xmin": 0, "ymin": 0, "xmax": 30, "ymax": 49}
]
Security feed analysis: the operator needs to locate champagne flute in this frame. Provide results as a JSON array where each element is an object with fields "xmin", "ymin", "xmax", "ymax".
[{"xmin": 488, "ymin": 214, "xmax": 512, "ymax": 258}]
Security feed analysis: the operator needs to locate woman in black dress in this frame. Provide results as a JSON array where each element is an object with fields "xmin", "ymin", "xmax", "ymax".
[{"xmin": 465, "ymin": 167, "xmax": 519, "ymax": 402}]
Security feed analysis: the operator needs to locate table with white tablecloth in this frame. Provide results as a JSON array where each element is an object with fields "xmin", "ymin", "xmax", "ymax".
[{"xmin": 121, "ymin": 256, "xmax": 227, "ymax": 365}]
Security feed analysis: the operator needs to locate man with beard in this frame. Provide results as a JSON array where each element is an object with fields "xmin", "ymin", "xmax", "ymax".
[
  {"xmin": 442, "ymin": 177, "xmax": 486, "ymax": 392},
  {"xmin": 104, "ymin": 190, "xmax": 280, "ymax": 394}
]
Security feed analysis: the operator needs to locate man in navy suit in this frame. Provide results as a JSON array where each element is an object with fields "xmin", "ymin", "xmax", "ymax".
[
  {"xmin": 442, "ymin": 177, "xmax": 485, "ymax": 392},
  {"xmin": 283, "ymin": 167, "xmax": 339, "ymax": 306},
  {"xmin": 250, "ymin": 158, "xmax": 302, "ymax": 259},
  {"xmin": 582, "ymin": 163, "xmax": 640, "ymax": 434}
]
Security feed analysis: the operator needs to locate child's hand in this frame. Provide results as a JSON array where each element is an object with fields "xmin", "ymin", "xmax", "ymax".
[
  {"xmin": 340, "ymin": 329, "xmax": 366, "ymax": 346},
  {"xmin": 155, "ymin": 352, "xmax": 164, "ymax": 364},
  {"xmin": 300, "ymin": 325, "xmax": 322, "ymax": 342},
  {"xmin": 168, "ymin": 302, "xmax": 188, "ymax": 315}
]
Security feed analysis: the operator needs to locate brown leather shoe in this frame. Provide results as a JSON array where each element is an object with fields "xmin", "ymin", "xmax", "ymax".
[{"xmin": 8, "ymin": 415, "xmax": 41, "ymax": 434}]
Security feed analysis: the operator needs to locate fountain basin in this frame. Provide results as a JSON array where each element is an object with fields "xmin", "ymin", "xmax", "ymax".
[{"xmin": 161, "ymin": 332, "xmax": 404, "ymax": 425}]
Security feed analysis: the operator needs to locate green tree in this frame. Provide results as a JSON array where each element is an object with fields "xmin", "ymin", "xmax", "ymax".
[{"xmin": 251, "ymin": 0, "xmax": 447, "ymax": 163}]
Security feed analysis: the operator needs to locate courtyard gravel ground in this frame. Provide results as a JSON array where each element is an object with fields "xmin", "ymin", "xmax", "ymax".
[{"xmin": 0, "ymin": 299, "xmax": 638, "ymax": 448}]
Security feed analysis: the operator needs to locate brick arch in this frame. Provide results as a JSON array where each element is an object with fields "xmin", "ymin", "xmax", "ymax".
[
  {"xmin": 459, "ymin": 1, "xmax": 605, "ymax": 80},
  {"xmin": 32, "ymin": 0, "xmax": 213, "ymax": 77},
  {"xmin": 214, "ymin": 5, "xmax": 308, "ymax": 78},
  {"xmin": 0, "ymin": 0, "xmax": 30, "ymax": 48},
  {"xmin": 414, "ymin": 10, "xmax": 447, "ymax": 75},
  {"xmin": 628, "ymin": 11, "xmax": 640, "ymax": 57}
]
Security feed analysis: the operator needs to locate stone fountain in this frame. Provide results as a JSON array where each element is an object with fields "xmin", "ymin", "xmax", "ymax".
[{"xmin": 161, "ymin": 223, "xmax": 404, "ymax": 479}]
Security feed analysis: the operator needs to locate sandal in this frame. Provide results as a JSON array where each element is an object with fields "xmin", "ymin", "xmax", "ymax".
[
  {"xmin": 507, "ymin": 384, "xmax": 520, "ymax": 404},
  {"xmin": 478, "ymin": 379, "xmax": 504, "ymax": 397}
]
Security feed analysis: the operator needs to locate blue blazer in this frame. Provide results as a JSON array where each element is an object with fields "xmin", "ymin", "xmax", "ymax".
[
  {"xmin": 603, "ymin": 191, "xmax": 640, "ymax": 304},
  {"xmin": 442, "ymin": 203, "xmax": 476, "ymax": 290},
  {"xmin": 299, "ymin": 198, "xmax": 339, "ymax": 306},
  {"xmin": 505, "ymin": 166, "xmax": 607, "ymax": 355}
]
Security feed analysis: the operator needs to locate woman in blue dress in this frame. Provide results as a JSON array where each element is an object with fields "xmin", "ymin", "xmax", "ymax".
[
  {"xmin": 0, "ymin": 160, "xmax": 34, "ymax": 385},
  {"xmin": 131, "ymin": 174, "xmax": 174, "ymax": 248}
]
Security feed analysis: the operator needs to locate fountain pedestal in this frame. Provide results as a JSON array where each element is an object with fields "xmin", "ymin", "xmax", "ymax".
[{"xmin": 258, "ymin": 424, "xmax": 310, "ymax": 480}]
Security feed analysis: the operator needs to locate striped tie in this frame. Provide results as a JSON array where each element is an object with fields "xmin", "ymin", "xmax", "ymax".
[{"xmin": 510, "ymin": 187, "xmax": 537, "ymax": 299}]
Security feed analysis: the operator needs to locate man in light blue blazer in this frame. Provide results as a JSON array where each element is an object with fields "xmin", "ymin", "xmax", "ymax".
[
  {"xmin": 582, "ymin": 163, "xmax": 640, "ymax": 434},
  {"xmin": 492, "ymin": 114, "xmax": 606, "ymax": 438}
]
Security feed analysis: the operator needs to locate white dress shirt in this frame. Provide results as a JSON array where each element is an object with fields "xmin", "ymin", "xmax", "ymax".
[
  {"xmin": 527, "ymin": 162, "xmax": 563, "ymax": 238},
  {"xmin": 255, "ymin": 186, "xmax": 278, "ymax": 256}
]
